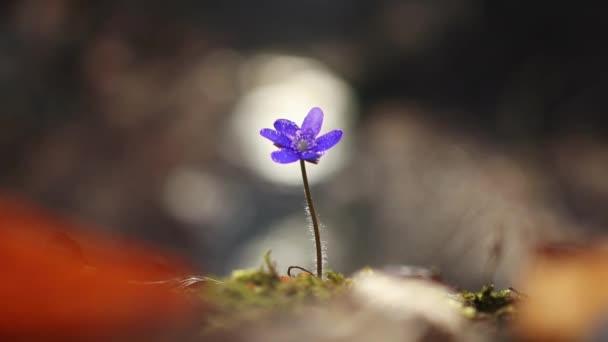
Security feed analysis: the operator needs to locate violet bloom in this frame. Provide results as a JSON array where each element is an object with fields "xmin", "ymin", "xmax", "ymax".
[{"xmin": 260, "ymin": 107, "xmax": 343, "ymax": 164}]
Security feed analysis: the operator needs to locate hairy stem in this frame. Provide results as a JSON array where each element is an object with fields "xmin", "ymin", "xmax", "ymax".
[{"xmin": 300, "ymin": 160, "xmax": 322, "ymax": 277}]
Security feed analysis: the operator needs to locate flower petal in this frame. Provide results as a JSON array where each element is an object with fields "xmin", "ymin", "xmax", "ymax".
[
  {"xmin": 260, "ymin": 128, "xmax": 292, "ymax": 148},
  {"xmin": 271, "ymin": 149, "xmax": 300, "ymax": 164},
  {"xmin": 314, "ymin": 130, "xmax": 343, "ymax": 152},
  {"xmin": 301, "ymin": 150, "xmax": 322, "ymax": 163},
  {"xmin": 273, "ymin": 119, "xmax": 299, "ymax": 138},
  {"xmin": 301, "ymin": 107, "xmax": 324, "ymax": 137}
]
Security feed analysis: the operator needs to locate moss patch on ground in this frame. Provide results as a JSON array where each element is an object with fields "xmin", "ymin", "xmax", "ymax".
[
  {"xmin": 197, "ymin": 253, "xmax": 519, "ymax": 336},
  {"xmin": 198, "ymin": 252, "xmax": 351, "ymax": 335},
  {"xmin": 455, "ymin": 285, "xmax": 522, "ymax": 320}
]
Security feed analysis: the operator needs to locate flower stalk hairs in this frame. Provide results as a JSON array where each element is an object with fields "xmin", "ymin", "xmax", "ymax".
[{"xmin": 260, "ymin": 107, "xmax": 343, "ymax": 277}]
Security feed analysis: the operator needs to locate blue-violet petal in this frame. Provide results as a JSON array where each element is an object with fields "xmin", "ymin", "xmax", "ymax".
[
  {"xmin": 271, "ymin": 149, "xmax": 300, "ymax": 164},
  {"xmin": 301, "ymin": 107, "xmax": 324, "ymax": 137},
  {"xmin": 314, "ymin": 130, "xmax": 343, "ymax": 152},
  {"xmin": 273, "ymin": 119, "xmax": 300, "ymax": 138},
  {"xmin": 300, "ymin": 150, "xmax": 323, "ymax": 161},
  {"xmin": 260, "ymin": 128, "xmax": 292, "ymax": 147}
]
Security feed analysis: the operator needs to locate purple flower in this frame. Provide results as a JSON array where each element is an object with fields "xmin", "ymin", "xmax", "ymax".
[{"xmin": 260, "ymin": 107, "xmax": 343, "ymax": 164}]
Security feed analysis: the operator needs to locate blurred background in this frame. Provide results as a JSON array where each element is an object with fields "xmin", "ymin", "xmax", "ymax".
[{"xmin": 1, "ymin": 0, "xmax": 607, "ymax": 289}]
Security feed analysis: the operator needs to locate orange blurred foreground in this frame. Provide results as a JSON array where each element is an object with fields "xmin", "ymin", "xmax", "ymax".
[
  {"xmin": 0, "ymin": 196, "xmax": 196, "ymax": 340},
  {"xmin": 516, "ymin": 243, "xmax": 608, "ymax": 342}
]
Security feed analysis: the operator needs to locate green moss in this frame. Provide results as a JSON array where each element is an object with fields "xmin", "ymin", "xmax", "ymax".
[
  {"xmin": 197, "ymin": 252, "xmax": 519, "ymax": 335},
  {"xmin": 199, "ymin": 252, "xmax": 351, "ymax": 335},
  {"xmin": 455, "ymin": 285, "xmax": 521, "ymax": 320}
]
